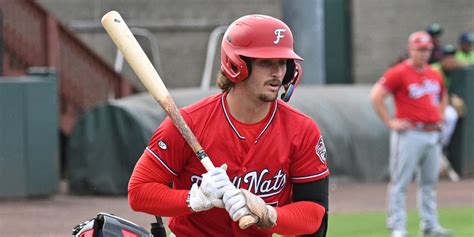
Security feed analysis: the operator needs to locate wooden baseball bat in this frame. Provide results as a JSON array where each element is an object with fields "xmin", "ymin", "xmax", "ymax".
[{"xmin": 101, "ymin": 11, "xmax": 257, "ymax": 229}]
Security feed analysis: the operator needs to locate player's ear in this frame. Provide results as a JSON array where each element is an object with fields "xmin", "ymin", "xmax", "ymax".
[{"xmin": 241, "ymin": 56, "xmax": 253, "ymax": 78}]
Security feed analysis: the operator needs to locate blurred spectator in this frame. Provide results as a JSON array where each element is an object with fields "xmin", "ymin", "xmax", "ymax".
[
  {"xmin": 426, "ymin": 23, "xmax": 445, "ymax": 64},
  {"xmin": 455, "ymin": 32, "xmax": 474, "ymax": 65},
  {"xmin": 431, "ymin": 44, "xmax": 464, "ymax": 88},
  {"xmin": 431, "ymin": 45, "xmax": 463, "ymax": 182}
]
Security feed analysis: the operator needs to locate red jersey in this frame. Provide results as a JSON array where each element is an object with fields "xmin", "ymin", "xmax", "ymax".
[
  {"xmin": 145, "ymin": 93, "xmax": 329, "ymax": 236},
  {"xmin": 379, "ymin": 60, "xmax": 445, "ymax": 123}
]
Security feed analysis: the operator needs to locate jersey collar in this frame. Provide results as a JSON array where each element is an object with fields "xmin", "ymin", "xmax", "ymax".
[{"xmin": 220, "ymin": 93, "xmax": 278, "ymax": 143}]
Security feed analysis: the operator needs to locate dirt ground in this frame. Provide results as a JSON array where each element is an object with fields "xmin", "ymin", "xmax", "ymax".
[{"xmin": 0, "ymin": 178, "xmax": 473, "ymax": 237}]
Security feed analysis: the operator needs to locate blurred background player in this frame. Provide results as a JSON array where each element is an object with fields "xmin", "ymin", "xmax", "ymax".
[
  {"xmin": 391, "ymin": 23, "xmax": 444, "ymax": 66},
  {"xmin": 455, "ymin": 32, "xmax": 474, "ymax": 65},
  {"xmin": 370, "ymin": 31, "xmax": 452, "ymax": 237},
  {"xmin": 127, "ymin": 14, "xmax": 329, "ymax": 236}
]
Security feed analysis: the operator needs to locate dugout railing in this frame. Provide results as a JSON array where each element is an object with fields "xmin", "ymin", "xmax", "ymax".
[{"xmin": 0, "ymin": 0, "xmax": 136, "ymax": 136}]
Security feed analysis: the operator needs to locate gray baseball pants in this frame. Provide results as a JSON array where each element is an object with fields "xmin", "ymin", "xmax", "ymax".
[{"xmin": 387, "ymin": 129, "xmax": 442, "ymax": 232}]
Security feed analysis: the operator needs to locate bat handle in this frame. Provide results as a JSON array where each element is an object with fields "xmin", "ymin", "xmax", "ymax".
[
  {"xmin": 238, "ymin": 214, "xmax": 259, "ymax": 229},
  {"xmin": 196, "ymin": 150, "xmax": 259, "ymax": 229},
  {"xmin": 196, "ymin": 150, "xmax": 216, "ymax": 171}
]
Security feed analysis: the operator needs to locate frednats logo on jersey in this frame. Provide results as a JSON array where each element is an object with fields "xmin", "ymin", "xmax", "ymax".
[
  {"xmin": 191, "ymin": 169, "xmax": 287, "ymax": 199},
  {"xmin": 316, "ymin": 136, "xmax": 327, "ymax": 163}
]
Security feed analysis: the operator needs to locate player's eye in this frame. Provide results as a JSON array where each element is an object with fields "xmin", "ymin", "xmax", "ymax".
[
  {"xmin": 278, "ymin": 59, "xmax": 287, "ymax": 66},
  {"xmin": 257, "ymin": 60, "xmax": 272, "ymax": 67}
]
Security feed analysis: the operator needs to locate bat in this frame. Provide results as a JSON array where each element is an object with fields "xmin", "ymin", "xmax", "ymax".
[{"xmin": 101, "ymin": 10, "xmax": 257, "ymax": 229}]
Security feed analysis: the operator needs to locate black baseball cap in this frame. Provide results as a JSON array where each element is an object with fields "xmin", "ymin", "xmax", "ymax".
[
  {"xmin": 426, "ymin": 23, "xmax": 443, "ymax": 36},
  {"xmin": 459, "ymin": 32, "xmax": 474, "ymax": 44},
  {"xmin": 442, "ymin": 44, "xmax": 456, "ymax": 55}
]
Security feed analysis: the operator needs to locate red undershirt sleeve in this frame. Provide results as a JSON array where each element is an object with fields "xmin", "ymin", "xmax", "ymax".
[
  {"xmin": 128, "ymin": 151, "xmax": 193, "ymax": 217},
  {"xmin": 271, "ymin": 201, "xmax": 326, "ymax": 235}
]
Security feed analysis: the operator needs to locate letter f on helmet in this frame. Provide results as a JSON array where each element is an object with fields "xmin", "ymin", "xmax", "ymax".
[{"xmin": 273, "ymin": 29, "xmax": 286, "ymax": 44}]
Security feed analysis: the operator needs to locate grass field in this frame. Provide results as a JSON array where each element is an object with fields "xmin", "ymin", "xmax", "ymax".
[
  {"xmin": 327, "ymin": 207, "xmax": 474, "ymax": 237},
  {"xmin": 160, "ymin": 207, "xmax": 474, "ymax": 236}
]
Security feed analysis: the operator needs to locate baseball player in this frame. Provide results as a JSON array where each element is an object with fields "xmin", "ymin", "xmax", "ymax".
[
  {"xmin": 370, "ymin": 31, "xmax": 452, "ymax": 237},
  {"xmin": 128, "ymin": 14, "xmax": 329, "ymax": 236}
]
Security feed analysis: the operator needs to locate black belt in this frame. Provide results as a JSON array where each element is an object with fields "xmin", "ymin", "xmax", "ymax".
[{"xmin": 413, "ymin": 122, "xmax": 442, "ymax": 132}]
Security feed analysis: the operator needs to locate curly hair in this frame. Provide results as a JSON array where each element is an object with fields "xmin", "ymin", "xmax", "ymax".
[{"xmin": 216, "ymin": 70, "xmax": 234, "ymax": 92}]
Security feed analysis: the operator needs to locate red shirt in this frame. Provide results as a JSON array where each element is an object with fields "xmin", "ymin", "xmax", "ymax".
[
  {"xmin": 142, "ymin": 93, "xmax": 329, "ymax": 236},
  {"xmin": 379, "ymin": 60, "xmax": 445, "ymax": 123}
]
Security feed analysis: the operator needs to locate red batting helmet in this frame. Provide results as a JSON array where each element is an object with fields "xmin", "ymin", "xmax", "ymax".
[{"xmin": 221, "ymin": 14, "xmax": 303, "ymax": 85}]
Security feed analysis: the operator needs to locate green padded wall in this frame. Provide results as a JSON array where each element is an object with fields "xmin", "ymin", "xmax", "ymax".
[{"xmin": 0, "ymin": 73, "xmax": 59, "ymax": 197}]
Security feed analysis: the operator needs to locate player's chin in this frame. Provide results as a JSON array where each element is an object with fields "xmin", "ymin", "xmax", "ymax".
[{"xmin": 258, "ymin": 92, "xmax": 279, "ymax": 102}]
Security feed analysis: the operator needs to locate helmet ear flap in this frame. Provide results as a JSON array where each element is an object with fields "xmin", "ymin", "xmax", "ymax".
[
  {"xmin": 221, "ymin": 51, "xmax": 249, "ymax": 83},
  {"xmin": 281, "ymin": 62, "xmax": 302, "ymax": 102}
]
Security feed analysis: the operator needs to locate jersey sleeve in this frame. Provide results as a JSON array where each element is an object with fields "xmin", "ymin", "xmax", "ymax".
[
  {"xmin": 290, "ymin": 119, "xmax": 329, "ymax": 183},
  {"xmin": 271, "ymin": 201, "xmax": 325, "ymax": 235},
  {"xmin": 379, "ymin": 66, "xmax": 401, "ymax": 93},
  {"xmin": 128, "ymin": 151, "xmax": 191, "ymax": 216},
  {"xmin": 146, "ymin": 113, "xmax": 193, "ymax": 177}
]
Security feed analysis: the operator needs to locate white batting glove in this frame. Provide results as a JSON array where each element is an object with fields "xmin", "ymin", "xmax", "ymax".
[
  {"xmin": 223, "ymin": 188, "xmax": 251, "ymax": 221},
  {"xmin": 188, "ymin": 164, "xmax": 234, "ymax": 212},
  {"xmin": 223, "ymin": 189, "xmax": 277, "ymax": 229},
  {"xmin": 188, "ymin": 183, "xmax": 213, "ymax": 212}
]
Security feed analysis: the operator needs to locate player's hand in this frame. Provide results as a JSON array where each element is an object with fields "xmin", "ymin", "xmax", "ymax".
[
  {"xmin": 200, "ymin": 164, "xmax": 232, "ymax": 201},
  {"xmin": 223, "ymin": 188, "xmax": 277, "ymax": 229},
  {"xmin": 223, "ymin": 188, "xmax": 251, "ymax": 221},
  {"xmin": 188, "ymin": 164, "xmax": 234, "ymax": 212},
  {"xmin": 387, "ymin": 118, "xmax": 412, "ymax": 132}
]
